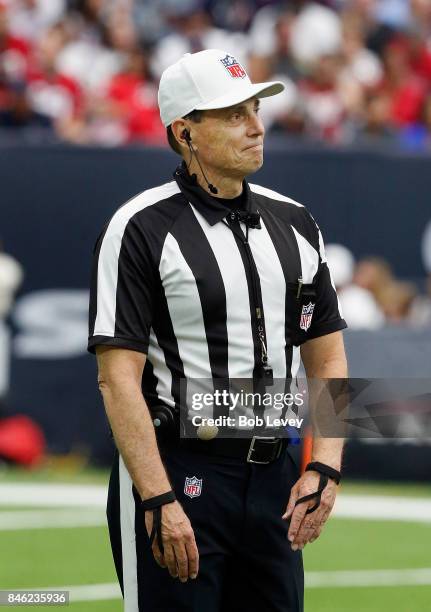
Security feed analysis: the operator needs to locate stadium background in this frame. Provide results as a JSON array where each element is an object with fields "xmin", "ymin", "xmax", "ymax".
[{"xmin": 1, "ymin": 1, "xmax": 431, "ymax": 610}]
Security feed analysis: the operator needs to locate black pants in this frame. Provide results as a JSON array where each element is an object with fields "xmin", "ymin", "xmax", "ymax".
[{"xmin": 107, "ymin": 445, "xmax": 304, "ymax": 612}]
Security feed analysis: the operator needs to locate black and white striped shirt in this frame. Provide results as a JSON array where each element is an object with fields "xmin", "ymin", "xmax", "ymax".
[{"xmin": 88, "ymin": 162, "xmax": 346, "ymax": 409}]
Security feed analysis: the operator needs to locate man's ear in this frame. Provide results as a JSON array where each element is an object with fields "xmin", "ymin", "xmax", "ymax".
[{"xmin": 171, "ymin": 120, "xmax": 189, "ymax": 149}]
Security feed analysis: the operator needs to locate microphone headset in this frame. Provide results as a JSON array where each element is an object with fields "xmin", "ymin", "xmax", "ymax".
[
  {"xmin": 182, "ymin": 129, "xmax": 218, "ymax": 194},
  {"xmin": 181, "ymin": 128, "xmax": 261, "ymax": 230}
]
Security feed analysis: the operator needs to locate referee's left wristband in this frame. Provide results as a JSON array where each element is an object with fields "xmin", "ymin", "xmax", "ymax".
[
  {"xmin": 141, "ymin": 491, "xmax": 176, "ymax": 511},
  {"xmin": 305, "ymin": 461, "xmax": 341, "ymax": 485}
]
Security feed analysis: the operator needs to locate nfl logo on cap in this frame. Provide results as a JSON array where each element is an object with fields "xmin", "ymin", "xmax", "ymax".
[
  {"xmin": 300, "ymin": 302, "xmax": 315, "ymax": 332},
  {"xmin": 184, "ymin": 476, "xmax": 202, "ymax": 498},
  {"xmin": 220, "ymin": 54, "xmax": 246, "ymax": 79}
]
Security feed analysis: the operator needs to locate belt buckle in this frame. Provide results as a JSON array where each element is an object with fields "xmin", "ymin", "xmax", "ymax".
[{"xmin": 247, "ymin": 436, "xmax": 276, "ymax": 464}]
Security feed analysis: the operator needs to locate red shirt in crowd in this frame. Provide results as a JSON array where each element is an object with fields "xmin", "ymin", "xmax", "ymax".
[
  {"xmin": 0, "ymin": 33, "xmax": 31, "ymax": 108},
  {"xmin": 378, "ymin": 76, "xmax": 427, "ymax": 126},
  {"xmin": 26, "ymin": 68, "xmax": 83, "ymax": 120},
  {"xmin": 106, "ymin": 73, "xmax": 165, "ymax": 143}
]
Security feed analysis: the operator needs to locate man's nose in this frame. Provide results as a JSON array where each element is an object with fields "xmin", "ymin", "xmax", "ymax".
[{"xmin": 247, "ymin": 111, "xmax": 265, "ymax": 137}]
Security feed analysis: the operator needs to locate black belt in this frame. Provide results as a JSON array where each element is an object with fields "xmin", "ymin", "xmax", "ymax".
[{"xmin": 162, "ymin": 436, "xmax": 288, "ymax": 464}]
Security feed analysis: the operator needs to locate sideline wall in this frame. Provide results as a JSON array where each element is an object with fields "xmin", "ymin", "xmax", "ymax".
[{"xmin": 1, "ymin": 145, "xmax": 430, "ymax": 475}]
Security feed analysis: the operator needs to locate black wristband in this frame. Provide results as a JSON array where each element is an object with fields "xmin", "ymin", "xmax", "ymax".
[
  {"xmin": 141, "ymin": 491, "xmax": 176, "ymax": 554},
  {"xmin": 141, "ymin": 490, "xmax": 176, "ymax": 511},
  {"xmin": 305, "ymin": 461, "xmax": 341, "ymax": 485}
]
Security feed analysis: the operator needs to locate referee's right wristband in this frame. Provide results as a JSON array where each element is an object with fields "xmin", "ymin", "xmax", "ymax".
[{"xmin": 141, "ymin": 491, "xmax": 175, "ymax": 554}]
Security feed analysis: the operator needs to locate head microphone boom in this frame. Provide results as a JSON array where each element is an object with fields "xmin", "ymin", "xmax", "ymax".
[{"xmin": 182, "ymin": 129, "xmax": 218, "ymax": 194}]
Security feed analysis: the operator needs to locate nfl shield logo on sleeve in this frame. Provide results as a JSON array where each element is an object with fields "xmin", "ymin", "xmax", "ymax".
[
  {"xmin": 184, "ymin": 476, "xmax": 202, "ymax": 499},
  {"xmin": 300, "ymin": 302, "xmax": 315, "ymax": 332},
  {"xmin": 220, "ymin": 54, "xmax": 246, "ymax": 78}
]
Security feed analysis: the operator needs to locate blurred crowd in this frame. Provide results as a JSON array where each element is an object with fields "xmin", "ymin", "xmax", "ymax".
[
  {"xmin": 2, "ymin": 0, "xmax": 431, "ymax": 148},
  {"xmin": 326, "ymin": 244, "xmax": 431, "ymax": 328}
]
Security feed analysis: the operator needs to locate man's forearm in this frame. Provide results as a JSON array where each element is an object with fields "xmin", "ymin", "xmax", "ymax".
[
  {"xmin": 100, "ymin": 381, "xmax": 172, "ymax": 499},
  {"xmin": 311, "ymin": 437, "xmax": 344, "ymax": 471},
  {"xmin": 308, "ymin": 354, "xmax": 348, "ymax": 471}
]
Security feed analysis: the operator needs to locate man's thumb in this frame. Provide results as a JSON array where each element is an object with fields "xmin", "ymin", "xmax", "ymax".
[{"xmin": 282, "ymin": 491, "xmax": 298, "ymax": 519}]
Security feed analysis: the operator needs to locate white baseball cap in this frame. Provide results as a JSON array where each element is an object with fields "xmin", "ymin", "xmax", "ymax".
[{"xmin": 158, "ymin": 49, "xmax": 285, "ymax": 127}]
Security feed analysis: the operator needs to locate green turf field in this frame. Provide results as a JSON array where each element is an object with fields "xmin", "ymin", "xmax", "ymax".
[{"xmin": 1, "ymin": 470, "xmax": 430, "ymax": 611}]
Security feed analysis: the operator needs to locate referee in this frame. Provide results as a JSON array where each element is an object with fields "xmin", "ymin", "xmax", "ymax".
[{"xmin": 88, "ymin": 49, "xmax": 348, "ymax": 612}]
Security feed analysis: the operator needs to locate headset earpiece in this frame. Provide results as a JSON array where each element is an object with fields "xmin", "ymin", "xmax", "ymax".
[{"xmin": 182, "ymin": 129, "xmax": 191, "ymax": 142}]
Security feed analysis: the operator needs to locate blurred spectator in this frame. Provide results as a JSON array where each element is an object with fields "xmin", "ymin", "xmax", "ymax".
[
  {"xmin": 398, "ymin": 93, "xmax": 431, "ymax": 150},
  {"xmin": 249, "ymin": 3, "xmax": 355, "ymax": 141},
  {"xmin": 352, "ymin": 90, "xmax": 398, "ymax": 145},
  {"xmin": 4, "ymin": 0, "xmax": 66, "ymax": 43},
  {"xmin": 56, "ymin": 1, "xmax": 129, "ymax": 91},
  {"xmin": 290, "ymin": 2, "xmax": 342, "ymax": 68},
  {"xmin": 0, "ymin": 80, "xmax": 53, "ymax": 138},
  {"xmin": 378, "ymin": 280, "xmax": 418, "ymax": 323},
  {"xmin": 150, "ymin": 0, "xmax": 249, "ymax": 79},
  {"xmin": 378, "ymin": 35, "xmax": 427, "ymax": 126},
  {"xmin": 133, "ymin": 0, "xmax": 171, "ymax": 46},
  {"xmin": 65, "ymin": 0, "xmax": 108, "ymax": 44},
  {"xmin": 0, "ymin": 1, "xmax": 31, "ymax": 107},
  {"xmin": 373, "ymin": 0, "xmax": 411, "ymax": 31},
  {"xmin": 326, "ymin": 247, "xmax": 431, "ymax": 327},
  {"xmin": 353, "ymin": 255, "xmax": 396, "ymax": 315},
  {"xmin": 298, "ymin": 53, "xmax": 349, "ymax": 143},
  {"xmin": 248, "ymin": 3, "xmax": 298, "ymax": 82},
  {"xmin": 26, "ymin": 24, "xmax": 83, "ymax": 138},
  {"xmin": 208, "ymin": 0, "xmax": 260, "ymax": 32},
  {"xmin": 339, "ymin": 11, "xmax": 382, "ymax": 89},
  {"xmin": 354, "ymin": 255, "xmax": 431, "ymax": 326},
  {"xmin": 325, "ymin": 244, "xmax": 385, "ymax": 329},
  {"xmin": 84, "ymin": 43, "xmax": 164, "ymax": 145},
  {"xmin": 106, "ymin": 46, "xmax": 164, "ymax": 144},
  {"xmin": 408, "ymin": 275, "xmax": 431, "ymax": 326}
]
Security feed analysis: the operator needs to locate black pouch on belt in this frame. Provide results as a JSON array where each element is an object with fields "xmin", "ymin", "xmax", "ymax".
[{"xmin": 149, "ymin": 403, "xmax": 182, "ymax": 442}]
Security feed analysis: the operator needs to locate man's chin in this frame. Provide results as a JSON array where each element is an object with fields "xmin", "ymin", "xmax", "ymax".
[{"xmin": 243, "ymin": 156, "xmax": 264, "ymax": 176}]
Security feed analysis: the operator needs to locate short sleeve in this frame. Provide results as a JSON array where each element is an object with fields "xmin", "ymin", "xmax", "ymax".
[
  {"xmin": 307, "ymin": 225, "xmax": 347, "ymax": 340},
  {"xmin": 87, "ymin": 217, "xmax": 155, "ymax": 355}
]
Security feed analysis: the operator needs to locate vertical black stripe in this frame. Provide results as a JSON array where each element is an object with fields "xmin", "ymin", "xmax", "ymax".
[
  {"xmin": 142, "ymin": 352, "xmax": 162, "ymax": 407},
  {"xmin": 152, "ymin": 274, "xmax": 186, "ymax": 413},
  {"xmin": 169, "ymin": 207, "xmax": 231, "ymax": 419},
  {"xmin": 133, "ymin": 483, "xmax": 147, "ymax": 611},
  {"xmin": 169, "ymin": 206, "xmax": 229, "ymax": 380},
  {"xmin": 106, "ymin": 450, "xmax": 123, "ymax": 595},
  {"xmin": 114, "ymin": 219, "xmax": 155, "ymax": 348},
  {"xmin": 259, "ymin": 209, "xmax": 303, "ymax": 379}
]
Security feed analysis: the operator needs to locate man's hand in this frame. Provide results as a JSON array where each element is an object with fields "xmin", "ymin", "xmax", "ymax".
[
  {"xmin": 282, "ymin": 471, "xmax": 338, "ymax": 550},
  {"xmin": 145, "ymin": 500, "xmax": 199, "ymax": 582}
]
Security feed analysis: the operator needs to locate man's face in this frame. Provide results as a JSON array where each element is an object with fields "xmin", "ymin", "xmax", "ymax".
[{"xmin": 187, "ymin": 97, "xmax": 265, "ymax": 180}]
